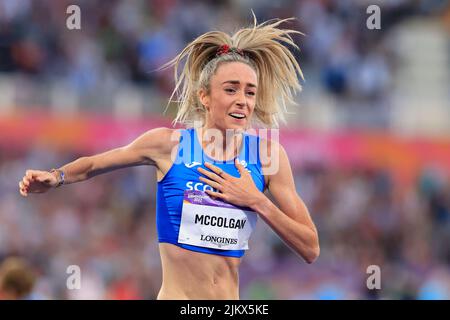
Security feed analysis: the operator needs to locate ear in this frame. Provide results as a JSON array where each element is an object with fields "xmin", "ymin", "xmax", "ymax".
[{"xmin": 198, "ymin": 88, "xmax": 210, "ymax": 111}]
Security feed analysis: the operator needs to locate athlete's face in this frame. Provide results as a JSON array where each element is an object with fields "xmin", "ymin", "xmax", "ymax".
[{"xmin": 199, "ymin": 62, "xmax": 257, "ymax": 131}]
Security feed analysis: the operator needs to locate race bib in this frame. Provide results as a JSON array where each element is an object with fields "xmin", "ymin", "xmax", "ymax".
[{"xmin": 178, "ymin": 190, "xmax": 258, "ymax": 250}]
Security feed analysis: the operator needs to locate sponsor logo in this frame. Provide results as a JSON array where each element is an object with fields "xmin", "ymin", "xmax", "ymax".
[
  {"xmin": 239, "ymin": 159, "xmax": 251, "ymax": 173},
  {"xmin": 185, "ymin": 161, "xmax": 202, "ymax": 168},
  {"xmin": 200, "ymin": 234, "xmax": 238, "ymax": 246}
]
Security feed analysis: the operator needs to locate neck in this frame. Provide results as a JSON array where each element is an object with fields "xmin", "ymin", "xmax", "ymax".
[{"xmin": 199, "ymin": 124, "xmax": 244, "ymax": 161}]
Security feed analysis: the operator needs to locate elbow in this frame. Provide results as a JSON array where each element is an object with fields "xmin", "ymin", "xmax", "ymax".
[
  {"xmin": 304, "ymin": 239, "xmax": 320, "ymax": 264},
  {"xmin": 305, "ymin": 246, "xmax": 320, "ymax": 264}
]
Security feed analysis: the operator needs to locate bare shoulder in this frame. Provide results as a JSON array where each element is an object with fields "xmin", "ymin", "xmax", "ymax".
[
  {"xmin": 141, "ymin": 127, "xmax": 180, "ymax": 154},
  {"xmin": 135, "ymin": 126, "xmax": 179, "ymax": 147},
  {"xmin": 125, "ymin": 127, "xmax": 181, "ymax": 163},
  {"xmin": 258, "ymin": 136, "xmax": 289, "ymax": 176}
]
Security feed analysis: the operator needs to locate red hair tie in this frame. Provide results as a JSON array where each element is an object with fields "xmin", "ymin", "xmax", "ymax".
[{"xmin": 216, "ymin": 44, "xmax": 244, "ymax": 57}]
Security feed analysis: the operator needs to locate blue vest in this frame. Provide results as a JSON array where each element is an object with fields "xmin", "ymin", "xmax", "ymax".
[{"xmin": 156, "ymin": 127, "xmax": 265, "ymax": 257}]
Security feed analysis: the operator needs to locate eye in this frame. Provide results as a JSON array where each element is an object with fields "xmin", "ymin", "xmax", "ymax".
[
  {"xmin": 225, "ymin": 88, "xmax": 236, "ymax": 93},
  {"xmin": 246, "ymin": 91, "xmax": 256, "ymax": 96}
]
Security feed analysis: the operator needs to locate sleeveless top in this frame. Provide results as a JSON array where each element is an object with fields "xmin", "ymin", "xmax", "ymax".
[{"xmin": 156, "ymin": 127, "xmax": 265, "ymax": 258}]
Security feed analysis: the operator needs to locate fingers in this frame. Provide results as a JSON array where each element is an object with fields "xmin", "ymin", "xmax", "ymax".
[
  {"xmin": 19, "ymin": 170, "xmax": 45, "ymax": 197},
  {"xmin": 26, "ymin": 169, "xmax": 45, "ymax": 179},
  {"xmin": 198, "ymin": 166, "xmax": 226, "ymax": 183},
  {"xmin": 205, "ymin": 189, "xmax": 226, "ymax": 200},
  {"xmin": 234, "ymin": 158, "xmax": 248, "ymax": 176},
  {"xmin": 24, "ymin": 170, "xmax": 35, "ymax": 183},
  {"xmin": 204, "ymin": 162, "xmax": 236, "ymax": 180},
  {"xmin": 25, "ymin": 170, "xmax": 34, "ymax": 180},
  {"xmin": 22, "ymin": 177, "xmax": 30, "ymax": 187},
  {"xmin": 23, "ymin": 170, "xmax": 47, "ymax": 183},
  {"xmin": 19, "ymin": 181, "xmax": 27, "ymax": 197},
  {"xmin": 22, "ymin": 173, "xmax": 34, "ymax": 187},
  {"xmin": 199, "ymin": 176, "xmax": 223, "ymax": 191}
]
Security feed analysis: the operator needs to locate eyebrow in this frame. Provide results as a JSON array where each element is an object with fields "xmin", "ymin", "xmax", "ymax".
[{"xmin": 222, "ymin": 80, "xmax": 257, "ymax": 88}]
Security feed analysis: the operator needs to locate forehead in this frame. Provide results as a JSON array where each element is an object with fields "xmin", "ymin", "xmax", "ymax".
[{"xmin": 212, "ymin": 62, "xmax": 257, "ymax": 85}]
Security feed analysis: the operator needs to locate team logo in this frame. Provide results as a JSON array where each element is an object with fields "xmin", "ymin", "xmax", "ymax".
[
  {"xmin": 239, "ymin": 159, "xmax": 251, "ymax": 173},
  {"xmin": 185, "ymin": 161, "xmax": 202, "ymax": 168}
]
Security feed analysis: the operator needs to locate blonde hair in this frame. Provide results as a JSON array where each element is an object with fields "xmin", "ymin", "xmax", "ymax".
[
  {"xmin": 160, "ymin": 14, "xmax": 304, "ymax": 128},
  {"xmin": 0, "ymin": 257, "xmax": 35, "ymax": 299}
]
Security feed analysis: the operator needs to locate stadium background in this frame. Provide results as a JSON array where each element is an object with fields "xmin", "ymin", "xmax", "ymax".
[{"xmin": 1, "ymin": 0, "xmax": 450, "ymax": 299}]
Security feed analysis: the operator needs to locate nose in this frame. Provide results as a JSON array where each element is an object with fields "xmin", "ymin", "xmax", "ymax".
[{"xmin": 235, "ymin": 91, "xmax": 247, "ymax": 107}]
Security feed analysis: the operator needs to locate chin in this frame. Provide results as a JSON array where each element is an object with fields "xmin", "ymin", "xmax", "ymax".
[
  {"xmin": 226, "ymin": 125, "xmax": 246, "ymax": 132},
  {"xmin": 226, "ymin": 120, "xmax": 247, "ymax": 130}
]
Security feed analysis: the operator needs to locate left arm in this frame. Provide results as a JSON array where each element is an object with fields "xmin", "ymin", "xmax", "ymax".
[
  {"xmin": 197, "ymin": 146, "xmax": 320, "ymax": 264},
  {"xmin": 252, "ymin": 144, "xmax": 320, "ymax": 263}
]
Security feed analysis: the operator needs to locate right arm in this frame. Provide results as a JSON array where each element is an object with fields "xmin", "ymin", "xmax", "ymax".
[{"xmin": 19, "ymin": 127, "xmax": 175, "ymax": 196}]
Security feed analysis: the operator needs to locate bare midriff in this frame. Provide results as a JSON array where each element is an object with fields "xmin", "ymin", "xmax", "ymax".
[{"xmin": 157, "ymin": 243, "xmax": 241, "ymax": 300}]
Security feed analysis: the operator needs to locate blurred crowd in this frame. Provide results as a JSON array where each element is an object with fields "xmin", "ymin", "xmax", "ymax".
[
  {"xmin": 0, "ymin": 0, "xmax": 448, "ymax": 124},
  {"xmin": 1, "ymin": 146, "xmax": 449, "ymax": 299},
  {"xmin": 1, "ymin": 0, "xmax": 450, "ymax": 300}
]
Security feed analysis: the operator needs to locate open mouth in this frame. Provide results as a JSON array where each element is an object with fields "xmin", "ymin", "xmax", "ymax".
[{"xmin": 229, "ymin": 113, "xmax": 246, "ymax": 120}]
